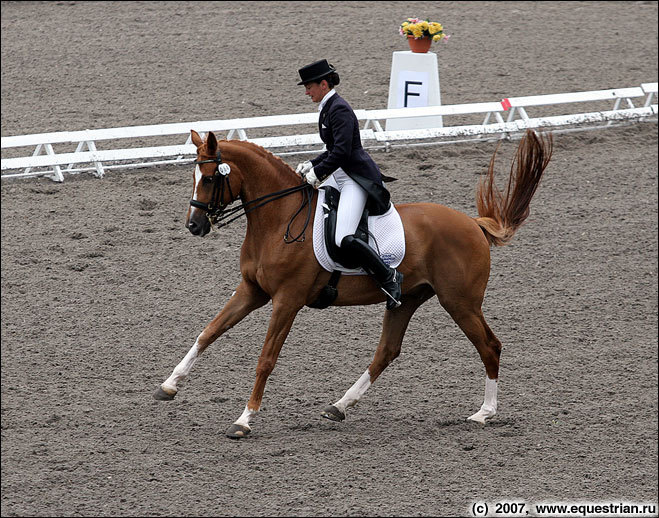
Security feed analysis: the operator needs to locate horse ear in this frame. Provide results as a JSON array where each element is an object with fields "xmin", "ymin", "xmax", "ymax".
[
  {"xmin": 191, "ymin": 130, "xmax": 204, "ymax": 148},
  {"xmin": 206, "ymin": 131, "xmax": 218, "ymax": 152}
]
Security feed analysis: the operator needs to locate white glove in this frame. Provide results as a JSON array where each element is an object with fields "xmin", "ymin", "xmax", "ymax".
[
  {"xmin": 304, "ymin": 167, "xmax": 321, "ymax": 189},
  {"xmin": 295, "ymin": 161, "xmax": 312, "ymax": 178}
]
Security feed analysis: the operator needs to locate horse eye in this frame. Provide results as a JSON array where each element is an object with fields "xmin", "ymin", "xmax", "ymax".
[{"xmin": 201, "ymin": 176, "xmax": 214, "ymax": 185}]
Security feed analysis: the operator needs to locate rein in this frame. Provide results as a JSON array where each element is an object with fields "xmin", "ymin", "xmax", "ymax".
[{"xmin": 191, "ymin": 149, "xmax": 314, "ymax": 243}]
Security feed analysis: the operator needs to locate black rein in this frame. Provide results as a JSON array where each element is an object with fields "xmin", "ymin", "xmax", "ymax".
[{"xmin": 191, "ymin": 149, "xmax": 314, "ymax": 243}]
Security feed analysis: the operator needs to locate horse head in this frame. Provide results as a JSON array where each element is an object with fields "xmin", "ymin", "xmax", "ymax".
[{"xmin": 187, "ymin": 130, "xmax": 242, "ymax": 236}]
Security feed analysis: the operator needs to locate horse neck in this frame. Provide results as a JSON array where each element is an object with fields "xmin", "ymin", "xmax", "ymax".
[{"xmin": 223, "ymin": 141, "xmax": 305, "ymax": 226}]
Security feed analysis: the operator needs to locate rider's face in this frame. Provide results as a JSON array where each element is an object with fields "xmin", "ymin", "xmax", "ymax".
[{"xmin": 305, "ymin": 80, "xmax": 328, "ymax": 103}]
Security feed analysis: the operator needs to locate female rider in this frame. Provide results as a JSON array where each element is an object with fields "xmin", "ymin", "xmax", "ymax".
[{"xmin": 295, "ymin": 59, "xmax": 403, "ymax": 310}]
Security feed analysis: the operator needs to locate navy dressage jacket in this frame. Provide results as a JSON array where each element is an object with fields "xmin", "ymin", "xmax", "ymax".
[{"xmin": 310, "ymin": 93, "xmax": 391, "ymax": 215}]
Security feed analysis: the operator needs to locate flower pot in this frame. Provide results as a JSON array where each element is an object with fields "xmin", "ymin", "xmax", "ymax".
[{"xmin": 407, "ymin": 35, "xmax": 432, "ymax": 53}]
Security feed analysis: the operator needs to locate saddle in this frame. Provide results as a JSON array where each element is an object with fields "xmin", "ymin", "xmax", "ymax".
[
  {"xmin": 321, "ymin": 186, "xmax": 370, "ymax": 270},
  {"xmin": 308, "ymin": 185, "xmax": 405, "ymax": 309}
]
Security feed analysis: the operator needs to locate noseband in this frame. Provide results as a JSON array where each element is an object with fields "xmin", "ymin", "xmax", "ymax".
[
  {"xmin": 189, "ymin": 147, "xmax": 314, "ymax": 243},
  {"xmin": 190, "ymin": 148, "xmax": 235, "ymax": 226}
]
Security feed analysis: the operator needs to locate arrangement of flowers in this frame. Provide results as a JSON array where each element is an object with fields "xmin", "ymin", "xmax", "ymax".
[{"xmin": 399, "ymin": 17, "xmax": 449, "ymax": 42}]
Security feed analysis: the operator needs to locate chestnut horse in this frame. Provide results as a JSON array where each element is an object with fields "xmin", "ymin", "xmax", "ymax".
[{"xmin": 154, "ymin": 128, "xmax": 552, "ymax": 438}]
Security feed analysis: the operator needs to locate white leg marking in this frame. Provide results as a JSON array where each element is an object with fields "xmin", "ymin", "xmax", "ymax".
[
  {"xmin": 234, "ymin": 405, "xmax": 256, "ymax": 430},
  {"xmin": 467, "ymin": 377, "xmax": 498, "ymax": 424},
  {"xmin": 161, "ymin": 339, "xmax": 201, "ymax": 394},
  {"xmin": 334, "ymin": 369, "xmax": 372, "ymax": 415}
]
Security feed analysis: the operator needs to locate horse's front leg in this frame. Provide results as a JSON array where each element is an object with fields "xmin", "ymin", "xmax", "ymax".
[
  {"xmin": 154, "ymin": 280, "xmax": 269, "ymax": 400},
  {"xmin": 226, "ymin": 298, "xmax": 301, "ymax": 438}
]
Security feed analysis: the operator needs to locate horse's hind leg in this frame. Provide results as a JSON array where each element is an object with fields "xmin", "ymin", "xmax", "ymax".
[
  {"xmin": 154, "ymin": 280, "xmax": 269, "ymax": 400},
  {"xmin": 322, "ymin": 287, "xmax": 433, "ymax": 421},
  {"xmin": 443, "ymin": 304, "xmax": 502, "ymax": 423}
]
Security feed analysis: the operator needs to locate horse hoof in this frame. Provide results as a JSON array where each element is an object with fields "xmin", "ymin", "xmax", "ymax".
[
  {"xmin": 467, "ymin": 410, "xmax": 494, "ymax": 424},
  {"xmin": 153, "ymin": 387, "xmax": 176, "ymax": 401},
  {"xmin": 321, "ymin": 405, "xmax": 345, "ymax": 422},
  {"xmin": 467, "ymin": 415, "xmax": 486, "ymax": 425},
  {"xmin": 226, "ymin": 423, "xmax": 251, "ymax": 439}
]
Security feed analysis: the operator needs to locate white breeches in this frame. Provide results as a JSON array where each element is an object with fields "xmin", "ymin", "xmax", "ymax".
[{"xmin": 329, "ymin": 169, "xmax": 368, "ymax": 248}]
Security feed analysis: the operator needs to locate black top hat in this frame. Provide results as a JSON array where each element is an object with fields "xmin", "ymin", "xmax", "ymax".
[{"xmin": 297, "ymin": 59, "xmax": 336, "ymax": 85}]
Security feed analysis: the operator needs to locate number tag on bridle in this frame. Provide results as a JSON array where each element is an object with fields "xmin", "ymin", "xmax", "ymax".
[{"xmin": 218, "ymin": 163, "xmax": 231, "ymax": 176}]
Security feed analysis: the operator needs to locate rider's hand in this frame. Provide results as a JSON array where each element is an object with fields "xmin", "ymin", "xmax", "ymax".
[
  {"xmin": 304, "ymin": 168, "xmax": 321, "ymax": 189},
  {"xmin": 295, "ymin": 161, "xmax": 312, "ymax": 178}
]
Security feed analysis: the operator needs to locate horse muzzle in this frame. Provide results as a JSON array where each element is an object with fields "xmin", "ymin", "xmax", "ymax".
[{"xmin": 186, "ymin": 215, "xmax": 211, "ymax": 236}]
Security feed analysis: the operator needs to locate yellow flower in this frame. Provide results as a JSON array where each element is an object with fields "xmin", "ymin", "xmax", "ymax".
[
  {"xmin": 400, "ymin": 18, "xmax": 448, "ymax": 42},
  {"xmin": 429, "ymin": 22, "xmax": 443, "ymax": 34}
]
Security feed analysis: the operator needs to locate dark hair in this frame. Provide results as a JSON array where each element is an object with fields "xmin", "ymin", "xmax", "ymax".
[{"xmin": 325, "ymin": 71, "xmax": 340, "ymax": 88}]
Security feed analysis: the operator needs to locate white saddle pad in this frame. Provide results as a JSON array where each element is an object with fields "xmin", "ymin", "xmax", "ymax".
[{"xmin": 312, "ymin": 183, "xmax": 406, "ymax": 275}]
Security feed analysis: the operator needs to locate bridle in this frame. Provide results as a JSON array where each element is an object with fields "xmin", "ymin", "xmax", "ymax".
[
  {"xmin": 190, "ymin": 147, "xmax": 314, "ymax": 243},
  {"xmin": 191, "ymin": 148, "xmax": 234, "ymax": 226}
]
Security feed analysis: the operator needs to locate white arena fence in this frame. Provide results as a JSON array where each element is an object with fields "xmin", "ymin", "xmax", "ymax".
[{"xmin": 1, "ymin": 82, "xmax": 657, "ymax": 182}]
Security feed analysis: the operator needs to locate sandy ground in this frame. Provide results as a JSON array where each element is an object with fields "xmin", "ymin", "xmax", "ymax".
[{"xmin": 1, "ymin": 2, "xmax": 657, "ymax": 517}]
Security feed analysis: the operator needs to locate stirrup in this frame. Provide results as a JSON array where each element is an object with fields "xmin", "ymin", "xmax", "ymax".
[
  {"xmin": 380, "ymin": 287, "xmax": 402, "ymax": 309},
  {"xmin": 380, "ymin": 271, "xmax": 403, "ymax": 310}
]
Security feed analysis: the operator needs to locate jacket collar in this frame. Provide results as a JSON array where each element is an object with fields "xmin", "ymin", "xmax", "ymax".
[{"xmin": 318, "ymin": 88, "xmax": 337, "ymax": 113}]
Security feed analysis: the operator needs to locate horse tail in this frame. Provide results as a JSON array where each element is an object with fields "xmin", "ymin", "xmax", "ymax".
[{"xmin": 475, "ymin": 129, "xmax": 553, "ymax": 247}]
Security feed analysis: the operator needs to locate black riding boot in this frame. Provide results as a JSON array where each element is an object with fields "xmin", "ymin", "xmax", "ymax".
[{"xmin": 340, "ymin": 235, "xmax": 403, "ymax": 310}]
